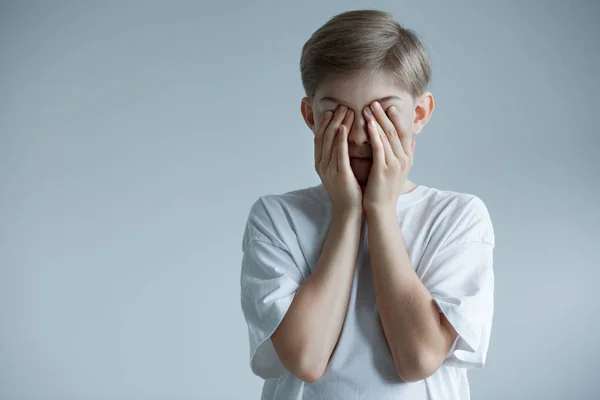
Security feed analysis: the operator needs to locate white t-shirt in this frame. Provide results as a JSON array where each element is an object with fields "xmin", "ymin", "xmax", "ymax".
[{"xmin": 240, "ymin": 183, "xmax": 495, "ymax": 400}]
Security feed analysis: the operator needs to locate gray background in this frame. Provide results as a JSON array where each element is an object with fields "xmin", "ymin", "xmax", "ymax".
[{"xmin": 1, "ymin": 1, "xmax": 598, "ymax": 399}]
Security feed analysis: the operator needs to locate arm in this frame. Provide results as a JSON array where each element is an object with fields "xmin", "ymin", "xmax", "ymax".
[
  {"xmin": 366, "ymin": 207, "xmax": 458, "ymax": 382},
  {"xmin": 271, "ymin": 209, "xmax": 362, "ymax": 382}
]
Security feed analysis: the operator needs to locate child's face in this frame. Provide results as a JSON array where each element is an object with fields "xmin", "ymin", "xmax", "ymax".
[{"xmin": 302, "ymin": 69, "xmax": 431, "ymax": 186}]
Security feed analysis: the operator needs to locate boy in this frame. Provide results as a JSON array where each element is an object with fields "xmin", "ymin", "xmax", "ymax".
[{"xmin": 240, "ymin": 9, "xmax": 494, "ymax": 400}]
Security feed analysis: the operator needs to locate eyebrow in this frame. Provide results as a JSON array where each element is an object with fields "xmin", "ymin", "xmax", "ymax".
[{"xmin": 319, "ymin": 95, "xmax": 402, "ymax": 104}]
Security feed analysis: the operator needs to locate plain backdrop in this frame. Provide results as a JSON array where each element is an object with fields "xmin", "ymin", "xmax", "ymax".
[{"xmin": 1, "ymin": 1, "xmax": 599, "ymax": 399}]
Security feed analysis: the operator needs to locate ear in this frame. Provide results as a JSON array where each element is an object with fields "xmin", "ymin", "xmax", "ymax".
[
  {"xmin": 412, "ymin": 92, "xmax": 435, "ymax": 135},
  {"xmin": 300, "ymin": 97, "xmax": 316, "ymax": 134}
]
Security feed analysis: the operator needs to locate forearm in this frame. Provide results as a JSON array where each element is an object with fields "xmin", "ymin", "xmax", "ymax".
[
  {"xmin": 367, "ymin": 208, "xmax": 449, "ymax": 381},
  {"xmin": 274, "ymin": 210, "xmax": 362, "ymax": 381}
]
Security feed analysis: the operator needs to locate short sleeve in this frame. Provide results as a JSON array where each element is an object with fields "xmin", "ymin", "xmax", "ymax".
[
  {"xmin": 421, "ymin": 196, "xmax": 495, "ymax": 369},
  {"xmin": 239, "ymin": 198, "xmax": 305, "ymax": 379}
]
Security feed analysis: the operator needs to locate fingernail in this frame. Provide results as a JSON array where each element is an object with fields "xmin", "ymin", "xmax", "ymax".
[
  {"xmin": 388, "ymin": 106, "xmax": 398, "ymax": 114},
  {"xmin": 340, "ymin": 105, "xmax": 348, "ymax": 113},
  {"xmin": 372, "ymin": 101, "xmax": 381, "ymax": 110},
  {"xmin": 364, "ymin": 107, "xmax": 372, "ymax": 117}
]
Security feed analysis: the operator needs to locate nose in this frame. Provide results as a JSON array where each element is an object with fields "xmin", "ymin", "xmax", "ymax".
[{"xmin": 347, "ymin": 113, "xmax": 370, "ymax": 145}]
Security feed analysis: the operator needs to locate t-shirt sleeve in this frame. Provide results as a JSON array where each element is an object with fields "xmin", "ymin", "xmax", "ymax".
[
  {"xmin": 421, "ymin": 196, "xmax": 495, "ymax": 369},
  {"xmin": 239, "ymin": 197, "xmax": 305, "ymax": 379}
]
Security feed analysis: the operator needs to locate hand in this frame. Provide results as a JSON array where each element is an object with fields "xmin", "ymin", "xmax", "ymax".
[
  {"xmin": 314, "ymin": 104, "xmax": 363, "ymax": 216},
  {"xmin": 362, "ymin": 101, "xmax": 415, "ymax": 214}
]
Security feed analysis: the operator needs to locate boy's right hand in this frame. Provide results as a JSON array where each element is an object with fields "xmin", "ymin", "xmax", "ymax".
[{"xmin": 314, "ymin": 105, "xmax": 362, "ymax": 216}]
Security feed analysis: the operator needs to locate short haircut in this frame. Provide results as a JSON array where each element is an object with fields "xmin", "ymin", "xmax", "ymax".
[{"xmin": 300, "ymin": 9, "xmax": 432, "ymax": 102}]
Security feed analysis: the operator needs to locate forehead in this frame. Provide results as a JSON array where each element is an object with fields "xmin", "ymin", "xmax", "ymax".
[{"xmin": 314, "ymin": 69, "xmax": 408, "ymax": 105}]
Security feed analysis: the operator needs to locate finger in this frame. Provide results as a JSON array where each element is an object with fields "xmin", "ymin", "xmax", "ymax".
[
  {"xmin": 340, "ymin": 126, "xmax": 353, "ymax": 174},
  {"xmin": 322, "ymin": 105, "xmax": 348, "ymax": 166},
  {"xmin": 370, "ymin": 102, "xmax": 404, "ymax": 159},
  {"xmin": 330, "ymin": 126, "xmax": 341, "ymax": 171},
  {"xmin": 314, "ymin": 111, "xmax": 333, "ymax": 167},
  {"xmin": 364, "ymin": 106, "xmax": 394, "ymax": 167},
  {"xmin": 336, "ymin": 125, "xmax": 349, "ymax": 173},
  {"xmin": 386, "ymin": 105, "xmax": 412, "ymax": 159},
  {"xmin": 341, "ymin": 108, "xmax": 354, "ymax": 135},
  {"xmin": 373, "ymin": 118, "xmax": 395, "ymax": 167},
  {"xmin": 337, "ymin": 109, "xmax": 353, "ymax": 173},
  {"xmin": 367, "ymin": 119, "xmax": 385, "ymax": 168}
]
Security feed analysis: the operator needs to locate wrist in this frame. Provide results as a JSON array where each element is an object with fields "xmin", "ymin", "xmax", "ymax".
[
  {"xmin": 332, "ymin": 207, "xmax": 363, "ymax": 224},
  {"xmin": 364, "ymin": 204, "xmax": 397, "ymax": 221}
]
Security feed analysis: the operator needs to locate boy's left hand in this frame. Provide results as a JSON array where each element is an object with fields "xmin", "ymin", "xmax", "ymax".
[{"xmin": 362, "ymin": 101, "xmax": 415, "ymax": 214}]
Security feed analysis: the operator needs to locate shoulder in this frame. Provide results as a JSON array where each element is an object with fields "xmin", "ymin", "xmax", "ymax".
[
  {"xmin": 423, "ymin": 186, "xmax": 495, "ymax": 247},
  {"xmin": 242, "ymin": 184, "xmax": 327, "ymax": 250},
  {"xmin": 255, "ymin": 185, "xmax": 327, "ymax": 215}
]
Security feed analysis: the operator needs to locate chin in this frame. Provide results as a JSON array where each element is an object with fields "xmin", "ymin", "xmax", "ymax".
[{"xmin": 351, "ymin": 168, "xmax": 370, "ymax": 185}]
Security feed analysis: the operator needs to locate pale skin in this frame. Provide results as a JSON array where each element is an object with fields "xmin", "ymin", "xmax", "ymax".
[{"xmin": 271, "ymin": 69, "xmax": 458, "ymax": 382}]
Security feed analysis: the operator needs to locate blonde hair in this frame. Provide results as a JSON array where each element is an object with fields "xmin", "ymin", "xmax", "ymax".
[{"xmin": 300, "ymin": 9, "xmax": 432, "ymax": 102}]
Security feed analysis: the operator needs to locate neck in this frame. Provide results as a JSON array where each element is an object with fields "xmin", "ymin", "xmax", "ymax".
[{"xmin": 359, "ymin": 179, "xmax": 417, "ymax": 196}]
